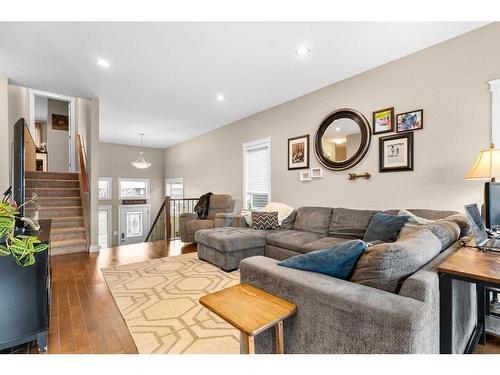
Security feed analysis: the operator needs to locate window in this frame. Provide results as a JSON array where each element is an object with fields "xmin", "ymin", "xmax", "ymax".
[
  {"xmin": 98, "ymin": 206, "xmax": 112, "ymax": 249},
  {"xmin": 98, "ymin": 177, "xmax": 112, "ymax": 200},
  {"xmin": 118, "ymin": 178, "xmax": 150, "ymax": 199},
  {"xmin": 243, "ymin": 138, "xmax": 271, "ymax": 210},
  {"xmin": 165, "ymin": 177, "xmax": 184, "ymax": 199}
]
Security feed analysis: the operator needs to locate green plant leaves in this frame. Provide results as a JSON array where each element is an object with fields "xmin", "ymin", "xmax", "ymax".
[{"xmin": 0, "ymin": 200, "xmax": 47, "ymax": 267}]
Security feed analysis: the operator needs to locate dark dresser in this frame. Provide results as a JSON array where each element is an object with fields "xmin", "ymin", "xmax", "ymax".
[{"xmin": 0, "ymin": 219, "xmax": 51, "ymax": 352}]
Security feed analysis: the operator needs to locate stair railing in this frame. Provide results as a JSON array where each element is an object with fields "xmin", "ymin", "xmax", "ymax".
[
  {"xmin": 76, "ymin": 134, "xmax": 90, "ymax": 251},
  {"xmin": 145, "ymin": 196, "xmax": 199, "ymax": 242}
]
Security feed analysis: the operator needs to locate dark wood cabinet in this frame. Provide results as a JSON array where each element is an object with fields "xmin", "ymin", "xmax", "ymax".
[{"xmin": 0, "ymin": 220, "xmax": 51, "ymax": 352}]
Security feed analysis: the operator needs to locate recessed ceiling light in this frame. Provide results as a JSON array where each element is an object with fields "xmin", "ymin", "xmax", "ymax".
[
  {"xmin": 335, "ymin": 127, "xmax": 341, "ymax": 131},
  {"xmin": 96, "ymin": 58, "xmax": 110, "ymax": 68},
  {"xmin": 216, "ymin": 94, "xmax": 226, "ymax": 102},
  {"xmin": 295, "ymin": 46, "xmax": 310, "ymax": 56}
]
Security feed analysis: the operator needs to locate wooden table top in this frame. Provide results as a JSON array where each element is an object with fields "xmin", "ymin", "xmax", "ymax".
[
  {"xmin": 437, "ymin": 246, "xmax": 500, "ymax": 284},
  {"xmin": 199, "ymin": 283, "xmax": 297, "ymax": 336}
]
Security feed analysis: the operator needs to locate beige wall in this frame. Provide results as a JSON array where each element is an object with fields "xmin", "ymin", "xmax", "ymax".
[
  {"xmin": 46, "ymin": 98, "xmax": 69, "ymax": 172},
  {"xmin": 165, "ymin": 23, "xmax": 500, "ymax": 213},
  {"xmin": 99, "ymin": 142, "xmax": 165, "ymax": 246}
]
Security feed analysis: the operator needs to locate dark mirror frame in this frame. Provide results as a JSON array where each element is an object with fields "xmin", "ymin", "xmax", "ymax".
[{"xmin": 314, "ymin": 108, "xmax": 371, "ymax": 171}]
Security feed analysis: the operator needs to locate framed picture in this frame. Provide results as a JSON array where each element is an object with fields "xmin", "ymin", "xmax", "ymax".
[
  {"xmin": 396, "ymin": 109, "xmax": 423, "ymax": 133},
  {"xmin": 311, "ymin": 167, "xmax": 323, "ymax": 178},
  {"xmin": 372, "ymin": 107, "xmax": 394, "ymax": 135},
  {"xmin": 288, "ymin": 134, "xmax": 310, "ymax": 170},
  {"xmin": 379, "ymin": 132, "xmax": 414, "ymax": 172},
  {"xmin": 52, "ymin": 114, "xmax": 69, "ymax": 131},
  {"xmin": 299, "ymin": 170, "xmax": 311, "ymax": 181}
]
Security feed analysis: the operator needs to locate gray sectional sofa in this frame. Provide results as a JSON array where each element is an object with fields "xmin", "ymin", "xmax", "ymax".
[{"xmin": 194, "ymin": 206, "xmax": 475, "ymax": 354}]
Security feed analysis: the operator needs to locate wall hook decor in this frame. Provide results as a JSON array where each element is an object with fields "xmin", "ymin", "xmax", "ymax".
[{"xmin": 348, "ymin": 172, "xmax": 371, "ymax": 180}]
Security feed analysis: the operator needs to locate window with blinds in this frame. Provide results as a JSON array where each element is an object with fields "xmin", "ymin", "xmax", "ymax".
[{"xmin": 243, "ymin": 138, "xmax": 271, "ymax": 210}]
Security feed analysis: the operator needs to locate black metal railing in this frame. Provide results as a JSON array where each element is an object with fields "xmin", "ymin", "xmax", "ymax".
[{"xmin": 145, "ymin": 196, "xmax": 199, "ymax": 242}]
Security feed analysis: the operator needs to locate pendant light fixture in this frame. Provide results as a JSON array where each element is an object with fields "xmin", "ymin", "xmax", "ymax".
[{"xmin": 131, "ymin": 133, "xmax": 151, "ymax": 169}]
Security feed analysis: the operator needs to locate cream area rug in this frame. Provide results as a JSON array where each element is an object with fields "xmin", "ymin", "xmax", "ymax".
[{"xmin": 102, "ymin": 253, "xmax": 241, "ymax": 354}]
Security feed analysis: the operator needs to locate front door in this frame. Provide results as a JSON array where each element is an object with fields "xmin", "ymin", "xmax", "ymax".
[{"xmin": 118, "ymin": 205, "xmax": 150, "ymax": 245}]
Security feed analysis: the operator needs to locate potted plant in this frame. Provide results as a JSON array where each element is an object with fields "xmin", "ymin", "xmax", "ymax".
[{"xmin": 0, "ymin": 194, "xmax": 48, "ymax": 267}]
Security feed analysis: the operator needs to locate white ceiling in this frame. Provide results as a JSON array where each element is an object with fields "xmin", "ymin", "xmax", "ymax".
[{"xmin": 0, "ymin": 22, "xmax": 487, "ymax": 148}]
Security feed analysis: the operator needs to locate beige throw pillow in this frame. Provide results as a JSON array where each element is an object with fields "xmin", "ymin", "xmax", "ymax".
[{"xmin": 397, "ymin": 209, "xmax": 434, "ymax": 238}]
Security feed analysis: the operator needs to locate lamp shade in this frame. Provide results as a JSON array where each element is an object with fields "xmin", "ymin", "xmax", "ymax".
[{"xmin": 465, "ymin": 144, "xmax": 500, "ymax": 180}]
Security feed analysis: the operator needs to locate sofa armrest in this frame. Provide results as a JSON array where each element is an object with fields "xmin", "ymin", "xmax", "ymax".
[
  {"xmin": 232, "ymin": 215, "xmax": 249, "ymax": 228},
  {"xmin": 240, "ymin": 256, "xmax": 435, "ymax": 353}
]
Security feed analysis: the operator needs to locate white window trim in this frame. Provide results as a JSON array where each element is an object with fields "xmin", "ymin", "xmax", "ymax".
[
  {"xmin": 98, "ymin": 177, "xmax": 113, "ymax": 200},
  {"xmin": 489, "ymin": 78, "xmax": 500, "ymax": 147},
  {"xmin": 98, "ymin": 205, "xmax": 112, "ymax": 249},
  {"xmin": 242, "ymin": 137, "xmax": 272, "ymax": 209},
  {"xmin": 118, "ymin": 177, "xmax": 151, "ymax": 200}
]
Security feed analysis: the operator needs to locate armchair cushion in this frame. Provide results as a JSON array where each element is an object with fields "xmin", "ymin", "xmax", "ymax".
[{"xmin": 186, "ymin": 219, "xmax": 215, "ymax": 234}]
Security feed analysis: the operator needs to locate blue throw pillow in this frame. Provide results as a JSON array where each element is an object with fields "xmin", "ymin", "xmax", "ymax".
[
  {"xmin": 363, "ymin": 212, "xmax": 410, "ymax": 243},
  {"xmin": 277, "ymin": 240, "xmax": 367, "ymax": 279}
]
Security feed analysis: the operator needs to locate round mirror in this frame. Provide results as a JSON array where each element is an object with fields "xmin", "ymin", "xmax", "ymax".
[{"xmin": 314, "ymin": 109, "xmax": 371, "ymax": 171}]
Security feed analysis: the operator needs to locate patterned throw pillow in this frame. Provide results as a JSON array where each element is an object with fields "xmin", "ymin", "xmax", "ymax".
[{"xmin": 252, "ymin": 211, "xmax": 279, "ymax": 230}]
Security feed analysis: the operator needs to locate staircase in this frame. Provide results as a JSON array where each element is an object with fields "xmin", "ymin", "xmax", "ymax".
[{"xmin": 25, "ymin": 171, "xmax": 88, "ymax": 256}]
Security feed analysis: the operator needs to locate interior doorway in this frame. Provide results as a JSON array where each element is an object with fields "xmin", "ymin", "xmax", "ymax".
[{"xmin": 28, "ymin": 89, "xmax": 76, "ymax": 173}]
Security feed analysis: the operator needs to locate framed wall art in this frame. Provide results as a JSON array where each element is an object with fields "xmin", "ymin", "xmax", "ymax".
[
  {"xmin": 52, "ymin": 114, "xmax": 69, "ymax": 131},
  {"xmin": 379, "ymin": 132, "xmax": 414, "ymax": 172},
  {"xmin": 372, "ymin": 107, "xmax": 394, "ymax": 135},
  {"xmin": 396, "ymin": 109, "xmax": 423, "ymax": 133},
  {"xmin": 288, "ymin": 134, "xmax": 310, "ymax": 170}
]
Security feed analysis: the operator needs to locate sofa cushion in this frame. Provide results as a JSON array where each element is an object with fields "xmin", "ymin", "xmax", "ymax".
[
  {"xmin": 384, "ymin": 209, "xmax": 459, "ymax": 220},
  {"xmin": 301, "ymin": 236, "xmax": 351, "ymax": 253},
  {"xmin": 186, "ymin": 219, "xmax": 215, "ymax": 233},
  {"xmin": 329, "ymin": 208, "xmax": 380, "ymax": 239},
  {"xmin": 265, "ymin": 229, "xmax": 325, "ymax": 253},
  {"xmin": 363, "ymin": 212, "xmax": 410, "ymax": 243},
  {"xmin": 439, "ymin": 213, "xmax": 470, "ymax": 237},
  {"xmin": 252, "ymin": 211, "xmax": 279, "ymax": 230},
  {"xmin": 293, "ymin": 207, "xmax": 333, "ymax": 234},
  {"xmin": 278, "ymin": 240, "xmax": 367, "ymax": 279},
  {"xmin": 281, "ymin": 210, "xmax": 297, "ymax": 229},
  {"xmin": 262, "ymin": 202, "xmax": 294, "ymax": 226},
  {"xmin": 421, "ymin": 221, "xmax": 460, "ymax": 251},
  {"xmin": 194, "ymin": 227, "xmax": 266, "ymax": 252},
  {"xmin": 351, "ymin": 228, "xmax": 442, "ymax": 293}
]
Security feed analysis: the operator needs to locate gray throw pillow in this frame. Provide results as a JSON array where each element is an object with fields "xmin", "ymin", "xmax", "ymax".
[
  {"xmin": 352, "ymin": 228, "xmax": 442, "ymax": 293},
  {"xmin": 251, "ymin": 211, "xmax": 279, "ymax": 230},
  {"xmin": 363, "ymin": 212, "xmax": 410, "ymax": 243}
]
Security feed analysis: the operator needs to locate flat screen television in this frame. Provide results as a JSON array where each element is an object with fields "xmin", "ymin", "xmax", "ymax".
[{"xmin": 485, "ymin": 181, "xmax": 500, "ymax": 230}]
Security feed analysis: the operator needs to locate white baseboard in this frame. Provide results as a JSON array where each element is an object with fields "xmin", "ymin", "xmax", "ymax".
[{"xmin": 89, "ymin": 245, "xmax": 100, "ymax": 252}]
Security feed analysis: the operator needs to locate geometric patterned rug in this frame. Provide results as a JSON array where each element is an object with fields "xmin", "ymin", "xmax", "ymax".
[{"xmin": 101, "ymin": 252, "xmax": 241, "ymax": 354}]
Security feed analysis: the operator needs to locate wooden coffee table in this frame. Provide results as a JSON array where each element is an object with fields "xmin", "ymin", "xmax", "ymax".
[{"xmin": 199, "ymin": 283, "xmax": 297, "ymax": 354}]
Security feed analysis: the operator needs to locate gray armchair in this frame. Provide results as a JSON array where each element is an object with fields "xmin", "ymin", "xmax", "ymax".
[{"xmin": 179, "ymin": 194, "xmax": 236, "ymax": 242}]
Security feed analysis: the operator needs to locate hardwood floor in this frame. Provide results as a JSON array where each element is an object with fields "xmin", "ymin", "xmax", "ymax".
[
  {"xmin": 44, "ymin": 240, "xmax": 196, "ymax": 354},
  {"xmin": 3, "ymin": 238, "xmax": 500, "ymax": 354}
]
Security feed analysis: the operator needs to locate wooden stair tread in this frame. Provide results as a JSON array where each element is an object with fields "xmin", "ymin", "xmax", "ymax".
[
  {"xmin": 51, "ymin": 238, "xmax": 87, "ymax": 247},
  {"xmin": 51, "ymin": 216, "xmax": 84, "ymax": 221},
  {"xmin": 35, "ymin": 206, "xmax": 83, "ymax": 210},
  {"xmin": 52, "ymin": 227, "xmax": 85, "ymax": 233}
]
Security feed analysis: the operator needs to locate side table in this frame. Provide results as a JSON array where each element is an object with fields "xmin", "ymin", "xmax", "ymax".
[{"xmin": 199, "ymin": 283, "xmax": 297, "ymax": 354}]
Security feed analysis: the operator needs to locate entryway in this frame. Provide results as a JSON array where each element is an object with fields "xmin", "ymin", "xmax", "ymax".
[
  {"xmin": 118, "ymin": 205, "xmax": 151, "ymax": 245},
  {"xmin": 28, "ymin": 89, "xmax": 76, "ymax": 173}
]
